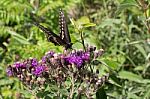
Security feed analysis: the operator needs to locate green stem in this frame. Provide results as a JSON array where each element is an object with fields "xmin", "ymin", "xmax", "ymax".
[
  {"xmin": 68, "ymin": 73, "xmax": 75, "ymax": 99},
  {"xmin": 136, "ymin": 0, "xmax": 150, "ymax": 33},
  {"xmin": 144, "ymin": 9, "xmax": 150, "ymax": 34},
  {"xmin": 80, "ymin": 30, "xmax": 86, "ymax": 51},
  {"xmin": 89, "ymin": 64, "xmax": 93, "ymax": 73},
  {"xmin": 0, "ymin": 88, "xmax": 4, "ymax": 99}
]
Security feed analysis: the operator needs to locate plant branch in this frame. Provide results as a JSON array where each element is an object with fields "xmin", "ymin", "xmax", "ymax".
[
  {"xmin": 144, "ymin": 8, "xmax": 150, "ymax": 33},
  {"xmin": 68, "ymin": 73, "xmax": 75, "ymax": 99},
  {"xmin": 136, "ymin": 0, "xmax": 150, "ymax": 33},
  {"xmin": 80, "ymin": 30, "xmax": 86, "ymax": 51}
]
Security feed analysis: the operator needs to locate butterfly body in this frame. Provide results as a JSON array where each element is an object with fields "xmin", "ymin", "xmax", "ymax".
[{"xmin": 34, "ymin": 9, "xmax": 72, "ymax": 49}]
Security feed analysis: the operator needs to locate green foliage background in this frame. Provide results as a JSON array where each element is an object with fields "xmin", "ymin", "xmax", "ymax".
[{"xmin": 0, "ymin": 0, "xmax": 150, "ymax": 98}]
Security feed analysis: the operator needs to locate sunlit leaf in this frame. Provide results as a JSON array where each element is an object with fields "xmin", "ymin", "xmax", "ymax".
[
  {"xmin": 7, "ymin": 30, "xmax": 30, "ymax": 45},
  {"xmin": 146, "ymin": 8, "xmax": 150, "ymax": 17},
  {"xmin": 83, "ymin": 23, "xmax": 96, "ymax": 27},
  {"xmin": 134, "ymin": 44, "xmax": 147, "ymax": 58},
  {"xmin": 116, "ymin": 0, "xmax": 139, "ymax": 14},
  {"xmin": 127, "ymin": 93, "xmax": 140, "ymax": 99},
  {"xmin": 118, "ymin": 71, "xmax": 143, "ymax": 83},
  {"xmin": 109, "ymin": 74, "xmax": 122, "ymax": 87},
  {"xmin": 143, "ymin": 85, "xmax": 150, "ymax": 99},
  {"xmin": 1, "ymin": 88, "xmax": 12, "ymax": 97},
  {"xmin": 0, "ymin": 79, "xmax": 14, "ymax": 86},
  {"xmin": 97, "ymin": 19, "xmax": 121, "ymax": 28},
  {"xmin": 134, "ymin": 66, "xmax": 144, "ymax": 71},
  {"xmin": 102, "ymin": 58, "xmax": 119, "ymax": 70},
  {"xmin": 71, "ymin": 16, "xmax": 95, "ymax": 30},
  {"xmin": 77, "ymin": 16, "xmax": 90, "ymax": 24}
]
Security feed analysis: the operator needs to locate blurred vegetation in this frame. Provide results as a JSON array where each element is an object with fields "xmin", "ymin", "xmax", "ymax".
[{"xmin": 0, "ymin": 0, "xmax": 150, "ymax": 98}]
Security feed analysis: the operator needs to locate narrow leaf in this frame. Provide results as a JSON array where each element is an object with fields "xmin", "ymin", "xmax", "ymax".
[
  {"xmin": 7, "ymin": 30, "xmax": 30, "ymax": 44},
  {"xmin": 118, "ymin": 71, "xmax": 143, "ymax": 83}
]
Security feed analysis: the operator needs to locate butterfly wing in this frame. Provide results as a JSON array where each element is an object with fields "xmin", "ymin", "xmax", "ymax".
[
  {"xmin": 33, "ymin": 22, "xmax": 66, "ymax": 46},
  {"xmin": 59, "ymin": 9, "xmax": 72, "ymax": 49}
]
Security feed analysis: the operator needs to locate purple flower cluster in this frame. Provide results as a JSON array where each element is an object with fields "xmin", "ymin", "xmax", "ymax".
[
  {"xmin": 6, "ymin": 48, "xmax": 104, "ymax": 77},
  {"xmin": 6, "ymin": 58, "xmax": 47, "ymax": 77},
  {"xmin": 31, "ymin": 58, "xmax": 38, "ymax": 67},
  {"xmin": 42, "ymin": 51, "xmax": 55, "ymax": 63},
  {"xmin": 33, "ymin": 64, "xmax": 46, "ymax": 76},
  {"xmin": 6, "ymin": 67, "xmax": 13, "ymax": 76},
  {"xmin": 65, "ymin": 51, "xmax": 90, "ymax": 68},
  {"xmin": 13, "ymin": 62, "xmax": 26, "ymax": 68},
  {"xmin": 6, "ymin": 47, "xmax": 106, "ymax": 95}
]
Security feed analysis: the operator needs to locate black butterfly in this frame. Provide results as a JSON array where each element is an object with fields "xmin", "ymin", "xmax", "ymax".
[{"xmin": 33, "ymin": 9, "xmax": 72, "ymax": 49}]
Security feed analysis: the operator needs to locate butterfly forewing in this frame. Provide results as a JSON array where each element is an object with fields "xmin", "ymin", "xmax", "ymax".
[
  {"xmin": 33, "ymin": 9, "xmax": 72, "ymax": 49},
  {"xmin": 59, "ymin": 9, "xmax": 71, "ymax": 45},
  {"xmin": 33, "ymin": 22, "xmax": 66, "ymax": 45}
]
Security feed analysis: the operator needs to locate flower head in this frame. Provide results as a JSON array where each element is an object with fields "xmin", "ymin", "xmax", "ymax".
[
  {"xmin": 42, "ymin": 51, "xmax": 55, "ymax": 63},
  {"xmin": 94, "ymin": 49, "xmax": 104, "ymax": 59},
  {"xmin": 45, "ymin": 51, "xmax": 55, "ymax": 57},
  {"xmin": 81, "ymin": 52, "xmax": 90, "ymax": 60},
  {"xmin": 33, "ymin": 64, "xmax": 46, "ymax": 76},
  {"xmin": 66, "ymin": 56, "xmax": 83, "ymax": 68},
  {"xmin": 65, "ymin": 51, "xmax": 90, "ymax": 68},
  {"xmin": 6, "ymin": 67, "xmax": 13, "ymax": 76},
  {"xmin": 31, "ymin": 58, "xmax": 38, "ymax": 67},
  {"xmin": 42, "ymin": 56, "xmax": 47, "ymax": 63},
  {"xmin": 13, "ymin": 62, "xmax": 26, "ymax": 68}
]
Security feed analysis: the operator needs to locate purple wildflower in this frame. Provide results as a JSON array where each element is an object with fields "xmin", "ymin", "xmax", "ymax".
[
  {"xmin": 45, "ymin": 51, "xmax": 55, "ymax": 57},
  {"xmin": 81, "ymin": 52, "xmax": 90, "ymax": 60},
  {"xmin": 33, "ymin": 64, "xmax": 46, "ymax": 76},
  {"xmin": 94, "ymin": 49, "xmax": 104, "ymax": 59},
  {"xmin": 42, "ymin": 56, "xmax": 47, "ymax": 63},
  {"xmin": 65, "ymin": 51, "xmax": 90, "ymax": 68},
  {"xmin": 13, "ymin": 62, "xmax": 26, "ymax": 68},
  {"xmin": 42, "ymin": 51, "xmax": 55, "ymax": 63},
  {"xmin": 6, "ymin": 67, "xmax": 13, "ymax": 76},
  {"xmin": 13, "ymin": 62, "xmax": 21, "ymax": 68},
  {"xmin": 67, "ymin": 56, "xmax": 83, "ymax": 68},
  {"xmin": 31, "ymin": 58, "xmax": 38, "ymax": 67}
]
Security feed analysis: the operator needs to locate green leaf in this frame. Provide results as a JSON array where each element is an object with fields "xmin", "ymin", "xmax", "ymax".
[
  {"xmin": 109, "ymin": 74, "xmax": 122, "ymax": 87},
  {"xmin": 0, "ymin": 78, "xmax": 14, "ymax": 86},
  {"xmin": 1, "ymin": 87, "xmax": 13, "ymax": 97},
  {"xmin": 77, "ymin": 16, "xmax": 90, "ymax": 24},
  {"xmin": 97, "ymin": 19, "xmax": 121, "ymax": 28},
  {"xmin": 121, "ymin": 0, "xmax": 137, "ymax": 4},
  {"xmin": 142, "ymin": 79, "xmax": 150, "ymax": 84},
  {"xmin": 134, "ymin": 44, "xmax": 147, "ymax": 58},
  {"xmin": 71, "ymin": 16, "xmax": 95, "ymax": 30},
  {"xmin": 127, "ymin": 93, "xmax": 140, "ymax": 99},
  {"xmin": 102, "ymin": 58, "xmax": 119, "ymax": 70},
  {"xmin": 134, "ymin": 66, "xmax": 144, "ymax": 71},
  {"xmin": 118, "ymin": 71, "xmax": 143, "ymax": 83},
  {"xmin": 70, "ymin": 18, "xmax": 76, "ymax": 26},
  {"xmin": 92, "ymin": 60, "xmax": 101, "ymax": 65},
  {"xmin": 7, "ymin": 30, "xmax": 30, "ymax": 45},
  {"xmin": 143, "ymin": 85, "xmax": 150, "ymax": 99},
  {"xmin": 83, "ymin": 23, "xmax": 96, "ymax": 27},
  {"xmin": 58, "ymin": 89, "xmax": 69, "ymax": 96},
  {"xmin": 116, "ymin": 0, "xmax": 139, "ymax": 14},
  {"xmin": 147, "ymin": 8, "xmax": 150, "ymax": 17}
]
